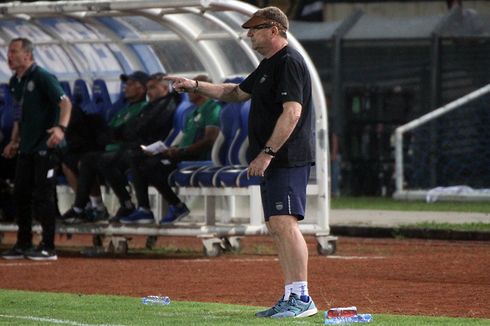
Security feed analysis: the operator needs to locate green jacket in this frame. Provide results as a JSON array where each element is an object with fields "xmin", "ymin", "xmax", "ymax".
[{"xmin": 105, "ymin": 100, "xmax": 147, "ymax": 152}]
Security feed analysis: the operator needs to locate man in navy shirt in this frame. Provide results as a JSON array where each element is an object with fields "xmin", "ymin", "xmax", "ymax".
[{"xmin": 166, "ymin": 6, "xmax": 317, "ymax": 319}]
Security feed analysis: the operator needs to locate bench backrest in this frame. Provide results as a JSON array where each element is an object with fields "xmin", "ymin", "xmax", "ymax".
[
  {"xmin": 73, "ymin": 79, "xmax": 96, "ymax": 114},
  {"xmin": 0, "ymin": 84, "xmax": 14, "ymax": 145},
  {"xmin": 92, "ymin": 79, "xmax": 113, "ymax": 121},
  {"xmin": 165, "ymin": 93, "xmax": 195, "ymax": 147},
  {"xmin": 59, "ymin": 81, "xmax": 72, "ymax": 100}
]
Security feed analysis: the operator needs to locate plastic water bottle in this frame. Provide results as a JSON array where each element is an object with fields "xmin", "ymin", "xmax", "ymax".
[
  {"xmin": 324, "ymin": 314, "xmax": 373, "ymax": 324},
  {"xmin": 141, "ymin": 295, "xmax": 171, "ymax": 305}
]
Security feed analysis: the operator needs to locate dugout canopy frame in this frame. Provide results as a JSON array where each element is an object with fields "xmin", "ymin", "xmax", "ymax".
[{"xmin": 0, "ymin": 0, "xmax": 331, "ymax": 233}]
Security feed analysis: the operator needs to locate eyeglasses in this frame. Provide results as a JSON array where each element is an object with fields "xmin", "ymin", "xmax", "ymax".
[{"xmin": 249, "ymin": 23, "xmax": 274, "ymax": 32}]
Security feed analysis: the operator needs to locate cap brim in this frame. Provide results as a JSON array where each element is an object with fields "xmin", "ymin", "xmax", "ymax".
[
  {"xmin": 120, "ymin": 74, "xmax": 129, "ymax": 82},
  {"xmin": 242, "ymin": 16, "xmax": 269, "ymax": 29}
]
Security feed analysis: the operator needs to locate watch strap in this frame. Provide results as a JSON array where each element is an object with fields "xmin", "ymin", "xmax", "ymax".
[{"xmin": 263, "ymin": 146, "xmax": 276, "ymax": 157}]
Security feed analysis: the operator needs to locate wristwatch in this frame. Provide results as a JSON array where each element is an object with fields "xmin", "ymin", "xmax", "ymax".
[
  {"xmin": 56, "ymin": 124, "xmax": 67, "ymax": 132},
  {"xmin": 263, "ymin": 146, "xmax": 276, "ymax": 157}
]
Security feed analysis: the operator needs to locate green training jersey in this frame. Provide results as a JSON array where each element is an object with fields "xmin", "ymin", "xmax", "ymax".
[
  {"xmin": 180, "ymin": 99, "xmax": 221, "ymax": 160},
  {"xmin": 9, "ymin": 64, "xmax": 65, "ymax": 153}
]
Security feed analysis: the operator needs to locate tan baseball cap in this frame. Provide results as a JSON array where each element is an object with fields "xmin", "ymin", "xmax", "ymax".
[{"xmin": 241, "ymin": 6, "xmax": 289, "ymax": 30}]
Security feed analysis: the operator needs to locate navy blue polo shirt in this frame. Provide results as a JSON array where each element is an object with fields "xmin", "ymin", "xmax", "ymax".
[{"xmin": 240, "ymin": 46, "xmax": 315, "ymax": 168}]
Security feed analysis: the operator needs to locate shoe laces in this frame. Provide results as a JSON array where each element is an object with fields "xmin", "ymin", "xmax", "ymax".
[
  {"xmin": 273, "ymin": 299, "xmax": 287, "ymax": 311},
  {"xmin": 284, "ymin": 295, "xmax": 306, "ymax": 312}
]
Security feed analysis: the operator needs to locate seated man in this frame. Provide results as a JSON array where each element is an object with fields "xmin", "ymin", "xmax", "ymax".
[
  {"xmin": 59, "ymin": 103, "xmax": 108, "ymax": 220},
  {"xmin": 101, "ymin": 72, "xmax": 179, "ymax": 223},
  {"xmin": 119, "ymin": 75, "xmax": 221, "ymax": 224},
  {"xmin": 60, "ymin": 71, "xmax": 149, "ymax": 223}
]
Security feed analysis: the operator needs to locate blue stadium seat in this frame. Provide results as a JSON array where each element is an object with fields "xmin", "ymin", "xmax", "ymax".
[
  {"xmin": 59, "ymin": 81, "xmax": 72, "ymax": 101},
  {"xmin": 108, "ymin": 81, "xmax": 126, "ymax": 122},
  {"xmin": 164, "ymin": 93, "xmax": 195, "ymax": 147},
  {"xmin": 213, "ymin": 101, "xmax": 262, "ymax": 187},
  {"xmin": 172, "ymin": 77, "xmax": 249, "ymax": 187},
  {"xmin": 73, "ymin": 79, "xmax": 96, "ymax": 113},
  {"xmin": 193, "ymin": 101, "xmax": 246, "ymax": 187},
  {"xmin": 0, "ymin": 84, "xmax": 16, "ymax": 145},
  {"xmin": 233, "ymin": 106, "xmax": 262, "ymax": 187},
  {"xmin": 170, "ymin": 98, "xmax": 230, "ymax": 187},
  {"xmin": 92, "ymin": 79, "xmax": 113, "ymax": 121},
  {"xmin": 213, "ymin": 102, "xmax": 251, "ymax": 186}
]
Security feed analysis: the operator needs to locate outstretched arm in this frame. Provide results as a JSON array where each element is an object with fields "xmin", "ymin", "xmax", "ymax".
[{"xmin": 165, "ymin": 76, "xmax": 251, "ymax": 103}]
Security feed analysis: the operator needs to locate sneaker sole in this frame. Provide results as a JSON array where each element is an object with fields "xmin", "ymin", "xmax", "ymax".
[
  {"xmin": 119, "ymin": 219, "xmax": 154, "ymax": 224},
  {"xmin": 174, "ymin": 211, "xmax": 190, "ymax": 222},
  {"xmin": 61, "ymin": 218, "xmax": 85, "ymax": 225},
  {"xmin": 160, "ymin": 211, "xmax": 190, "ymax": 224},
  {"xmin": 295, "ymin": 307, "xmax": 318, "ymax": 318},
  {"xmin": 271, "ymin": 306, "xmax": 318, "ymax": 318},
  {"xmin": 26, "ymin": 255, "xmax": 58, "ymax": 261},
  {"xmin": 2, "ymin": 255, "xmax": 25, "ymax": 260}
]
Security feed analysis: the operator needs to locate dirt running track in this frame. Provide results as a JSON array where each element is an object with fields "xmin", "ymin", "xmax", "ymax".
[{"xmin": 0, "ymin": 232, "xmax": 489, "ymax": 319}]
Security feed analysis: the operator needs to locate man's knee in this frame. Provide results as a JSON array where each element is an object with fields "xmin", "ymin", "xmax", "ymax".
[
  {"xmin": 79, "ymin": 152, "xmax": 99, "ymax": 169},
  {"xmin": 13, "ymin": 189, "xmax": 29, "ymax": 207},
  {"xmin": 268, "ymin": 215, "xmax": 298, "ymax": 236}
]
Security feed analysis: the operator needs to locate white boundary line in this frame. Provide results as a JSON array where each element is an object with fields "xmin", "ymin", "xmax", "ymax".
[
  {"xmin": 177, "ymin": 258, "xmax": 278, "ymax": 263},
  {"xmin": 327, "ymin": 256, "xmax": 386, "ymax": 260},
  {"xmin": 0, "ymin": 262, "xmax": 53, "ymax": 267},
  {"xmin": 0, "ymin": 314, "xmax": 126, "ymax": 326}
]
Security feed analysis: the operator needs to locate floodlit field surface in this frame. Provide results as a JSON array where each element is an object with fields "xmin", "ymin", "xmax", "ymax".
[
  {"xmin": 1, "ymin": 233, "xmax": 489, "ymax": 325},
  {"xmin": 0, "ymin": 289, "xmax": 489, "ymax": 326}
]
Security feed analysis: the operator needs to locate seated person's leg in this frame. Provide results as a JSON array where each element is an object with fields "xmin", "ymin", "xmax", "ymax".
[
  {"xmin": 61, "ymin": 155, "xmax": 107, "ymax": 220},
  {"xmin": 97, "ymin": 151, "xmax": 136, "ymax": 221},
  {"xmin": 118, "ymin": 153, "xmax": 157, "ymax": 224},
  {"xmin": 150, "ymin": 162, "xmax": 190, "ymax": 224},
  {"xmin": 60, "ymin": 152, "xmax": 103, "ymax": 224},
  {"xmin": 61, "ymin": 154, "xmax": 80, "ymax": 192}
]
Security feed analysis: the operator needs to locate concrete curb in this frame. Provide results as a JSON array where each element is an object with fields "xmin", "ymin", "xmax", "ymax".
[{"xmin": 331, "ymin": 225, "xmax": 490, "ymax": 241}]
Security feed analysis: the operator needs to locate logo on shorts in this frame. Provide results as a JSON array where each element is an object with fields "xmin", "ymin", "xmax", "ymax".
[{"xmin": 275, "ymin": 201, "xmax": 283, "ymax": 211}]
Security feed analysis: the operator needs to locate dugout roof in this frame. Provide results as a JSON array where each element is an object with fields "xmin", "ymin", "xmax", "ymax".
[{"xmin": 0, "ymin": 0, "xmax": 331, "ymax": 227}]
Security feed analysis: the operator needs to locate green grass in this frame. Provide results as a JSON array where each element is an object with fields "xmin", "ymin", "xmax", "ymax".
[
  {"xmin": 331, "ymin": 196, "xmax": 490, "ymax": 213},
  {"xmin": 331, "ymin": 197, "xmax": 490, "ymax": 232},
  {"xmin": 400, "ymin": 221, "xmax": 490, "ymax": 232},
  {"xmin": 0, "ymin": 289, "xmax": 488, "ymax": 325}
]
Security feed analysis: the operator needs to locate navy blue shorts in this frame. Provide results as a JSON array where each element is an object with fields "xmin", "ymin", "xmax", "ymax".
[{"xmin": 260, "ymin": 164, "xmax": 311, "ymax": 221}]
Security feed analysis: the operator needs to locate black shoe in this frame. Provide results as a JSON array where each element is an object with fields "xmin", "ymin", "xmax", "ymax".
[
  {"xmin": 2, "ymin": 244, "xmax": 32, "ymax": 260},
  {"xmin": 25, "ymin": 246, "xmax": 58, "ymax": 261},
  {"xmin": 110, "ymin": 206, "xmax": 135, "ymax": 223},
  {"xmin": 60, "ymin": 207, "xmax": 87, "ymax": 225},
  {"xmin": 85, "ymin": 206, "xmax": 110, "ymax": 223}
]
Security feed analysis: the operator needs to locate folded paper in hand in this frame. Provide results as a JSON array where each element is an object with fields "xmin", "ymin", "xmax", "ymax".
[{"xmin": 140, "ymin": 141, "xmax": 167, "ymax": 155}]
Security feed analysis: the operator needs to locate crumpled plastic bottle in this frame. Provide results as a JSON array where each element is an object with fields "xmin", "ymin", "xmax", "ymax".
[
  {"xmin": 141, "ymin": 295, "xmax": 171, "ymax": 305},
  {"xmin": 324, "ymin": 314, "xmax": 373, "ymax": 324}
]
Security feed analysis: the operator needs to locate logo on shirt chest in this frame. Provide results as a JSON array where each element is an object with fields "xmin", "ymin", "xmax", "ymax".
[
  {"xmin": 259, "ymin": 74, "xmax": 268, "ymax": 84},
  {"xmin": 27, "ymin": 81, "xmax": 35, "ymax": 92}
]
